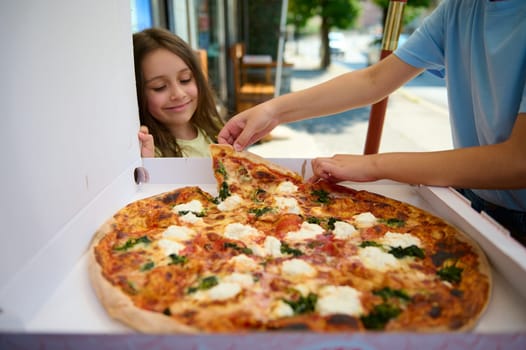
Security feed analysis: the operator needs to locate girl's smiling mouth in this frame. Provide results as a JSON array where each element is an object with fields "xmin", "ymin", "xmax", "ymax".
[{"xmin": 165, "ymin": 101, "xmax": 191, "ymax": 112}]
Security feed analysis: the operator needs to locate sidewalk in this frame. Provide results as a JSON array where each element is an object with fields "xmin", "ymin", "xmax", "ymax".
[{"xmin": 247, "ymin": 54, "xmax": 452, "ymax": 158}]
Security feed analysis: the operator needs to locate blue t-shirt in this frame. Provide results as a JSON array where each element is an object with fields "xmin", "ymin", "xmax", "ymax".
[{"xmin": 395, "ymin": 0, "xmax": 526, "ymax": 211}]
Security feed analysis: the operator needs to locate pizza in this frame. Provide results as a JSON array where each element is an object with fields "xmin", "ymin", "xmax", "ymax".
[{"xmin": 88, "ymin": 144, "xmax": 491, "ymax": 333}]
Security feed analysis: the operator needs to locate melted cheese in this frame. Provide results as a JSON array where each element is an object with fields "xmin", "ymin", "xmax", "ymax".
[
  {"xmin": 217, "ymin": 194, "xmax": 243, "ymax": 211},
  {"xmin": 206, "ymin": 282, "xmax": 242, "ymax": 301},
  {"xmin": 162, "ymin": 225, "xmax": 195, "ymax": 241},
  {"xmin": 248, "ymin": 244, "xmax": 267, "ymax": 258},
  {"xmin": 192, "ymin": 273, "xmax": 251, "ymax": 302},
  {"xmin": 172, "ymin": 199, "xmax": 203, "ymax": 213},
  {"xmin": 358, "ymin": 246, "xmax": 400, "ymax": 271},
  {"xmin": 317, "ymin": 285, "xmax": 363, "ymax": 316},
  {"xmin": 229, "ymin": 254, "xmax": 260, "ymax": 272},
  {"xmin": 224, "ymin": 223, "xmax": 262, "ymax": 242},
  {"xmin": 332, "ymin": 221, "xmax": 358, "ymax": 239},
  {"xmin": 223, "ymin": 272, "xmax": 254, "ymax": 288},
  {"xmin": 353, "ymin": 212, "xmax": 377, "ymax": 228},
  {"xmin": 157, "ymin": 225, "xmax": 195, "ymax": 257},
  {"xmin": 281, "ymin": 259, "xmax": 317, "ymax": 278},
  {"xmin": 250, "ymin": 236, "xmax": 283, "ymax": 258},
  {"xmin": 157, "ymin": 239, "xmax": 185, "ymax": 256},
  {"xmin": 264, "ymin": 236, "xmax": 283, "ymax": 257},
  {"xmin": 270, "ymin": 300, "xmax": 294, "ymax": 319},
  {"xmin": 276, "ymin": 181, "xmax": 298, "ymax": 194},
  {"xmin": 285, "ymin": 222, "xmax": 324, "ymax": 241},
  {"xmin": 381, "ymin": 232, "xmax": 422, "ymax": 248},
  {"xmin": 179, "ymin": 212, "xmax": 203, "ymax": 224},
  {"xmin": 275, "ymin": 196, "xmax": 301, "ymax": 214}
]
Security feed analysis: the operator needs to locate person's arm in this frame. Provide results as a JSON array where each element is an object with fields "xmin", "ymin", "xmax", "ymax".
[
  {"xmin": 310, "ymin": 114, "xmax": 526, "ymax": 190},
  {"xmin": 218, "ymin": 55, "xmax": 423, "ymax": 150},
  {"xmin": 138, "ymin": 125, "xmax": 155, "ymax": 158}
]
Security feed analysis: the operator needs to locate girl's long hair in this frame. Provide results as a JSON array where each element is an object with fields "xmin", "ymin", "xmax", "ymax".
[{"xmin": 133, "ymin": 28, "xmax": 223, "ymax": 157}]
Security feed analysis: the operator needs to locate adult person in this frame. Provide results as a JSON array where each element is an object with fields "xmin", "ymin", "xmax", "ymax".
[{"xmin": 218, "ymin": 0, "xmax": 526, "ymax": 243}]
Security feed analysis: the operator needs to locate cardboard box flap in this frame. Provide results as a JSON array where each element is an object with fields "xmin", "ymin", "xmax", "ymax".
[{"xmin": 418, "ymin": 186, "xmax": 526, "ymax": 300}]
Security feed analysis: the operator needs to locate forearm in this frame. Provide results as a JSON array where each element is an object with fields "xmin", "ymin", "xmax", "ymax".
[
  {"xmin": 267, "ymin": 70, "xmax": 376, "ymax": 123},
  {"xmin": 267, "ymin": 55, "xmax": 420, "ymax": 125},
  {"xmin": 371, "ymin": 143, "xmax": 526, "ymax": 189}
]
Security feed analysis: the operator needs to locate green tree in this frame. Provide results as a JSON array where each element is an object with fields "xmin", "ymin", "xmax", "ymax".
[{"xmin": 288, "ymin": 0, "xmax": 361, "ymax": 69}]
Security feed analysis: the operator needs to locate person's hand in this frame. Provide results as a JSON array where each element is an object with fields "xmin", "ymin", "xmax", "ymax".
[
  {"xmin": 217, "ymin": 104, "xmax": 278, "ymax": 151},
  {"xmin": 309, "ymin": 154, "xmax": 378, "ymax": 183},
  {"xmin": 138, "ymin": 125, "xmax": 155, "ymax": 158}
]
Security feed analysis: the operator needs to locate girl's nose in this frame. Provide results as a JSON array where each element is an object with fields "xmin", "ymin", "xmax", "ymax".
[{"xmin": 169, "ymin": 84, "xmax": 185, "ymax": 100}]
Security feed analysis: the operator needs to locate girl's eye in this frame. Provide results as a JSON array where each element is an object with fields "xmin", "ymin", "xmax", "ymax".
[
  {"xmin": 180, "ymin": 78, "xmax": 192, "ymax": 84},
  {"xmin": 152, "ymin": 85, "xmax": 166, "ymax": 92}
]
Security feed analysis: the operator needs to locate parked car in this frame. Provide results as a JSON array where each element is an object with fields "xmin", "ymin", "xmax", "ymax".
[
  {"xmin": 329, "ymin": 32, "xmax": 346, "ymax": 56},
  {"xmin": 365, "ymin": 33, "xmax": 409, "ymax": 66}
]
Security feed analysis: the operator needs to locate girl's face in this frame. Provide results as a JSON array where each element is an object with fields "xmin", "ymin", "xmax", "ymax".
[{"xmin": 142, "ymin": 48, "xmax": 198, "ymax": 136}]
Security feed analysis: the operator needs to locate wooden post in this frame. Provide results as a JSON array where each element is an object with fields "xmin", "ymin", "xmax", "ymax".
[{"xmin": 363, "ymin": 0, "xmax": 407, "ymax": 155}]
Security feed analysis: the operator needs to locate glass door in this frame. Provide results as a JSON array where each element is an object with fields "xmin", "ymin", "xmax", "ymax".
[{"xmin": 195, "ymin": 0, "xmax": 227, "ymax": 103}]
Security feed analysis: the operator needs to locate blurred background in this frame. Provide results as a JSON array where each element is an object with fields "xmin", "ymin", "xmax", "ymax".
[{"xmin": 131, "ymin": 0, "xmax": 450, "ymax": 157}]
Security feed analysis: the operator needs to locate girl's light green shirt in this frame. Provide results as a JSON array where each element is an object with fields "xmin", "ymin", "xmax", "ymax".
[{"xmin": 154, "ymin": 127, "xmax": 213, "ymax": 158}]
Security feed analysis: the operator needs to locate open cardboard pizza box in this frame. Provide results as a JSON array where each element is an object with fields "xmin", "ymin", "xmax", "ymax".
[
  {"xmin": 2, "ymin": 158, "xmax": 526, "ymax": 348},
  {"xmin": 1, "ymin": 0, "xmax": 525, "ymax": 348}
]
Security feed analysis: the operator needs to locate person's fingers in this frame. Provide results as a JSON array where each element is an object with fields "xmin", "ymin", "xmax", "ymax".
[
  {"xmin": 307, "ymin": 169, "xmax": 334, "ymax": 183},
  {"xmin": 139, "ymin": 125, "xmax": 149, "ymax": 134},
  {"xmin": 233, "ymin": 118, "xmax": 275, "ymax": 151},
  {"xmin": 310, "ymin": 158, "xmax": 335, "ymax": 182},
  {"xmin": 217, "ymin": 133, "xmax": 233, "ymax": 145},
  {"xmin": 138, "ymin": 131, "xmax": 151, "ymax": 143},
  {"xmin": 311, "ymin": 157, "xmax": 331, "ymax": 173},
  {"xmin": 218, "ymin": 119, "xmax": 246, "ymax": 147},
  {"xmin": 235, "ymin": 132, "xmax": 265, "ymax": 151},
  {"xmin": 217, "ymin": 125, "xmax": 235, "ymax": 145},
  {"xmin": 232, "ymin": 126, "xmax": 254, "ymax": 151},
  {"xmin": 138, "ymin": 133, "xmax": 155, "ymax": 157},
  {"xmin": 307, "ymin": 174, "xmax": 322, "ymax": 183},
  {"xmin": 219, "ymin": 110, "xmax": 276, "ymax": 151}
]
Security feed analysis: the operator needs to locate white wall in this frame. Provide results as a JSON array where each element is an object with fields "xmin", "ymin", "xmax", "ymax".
[{"xmin": 0, "ymin": 1, "xmax": 139, "ymax": 288}]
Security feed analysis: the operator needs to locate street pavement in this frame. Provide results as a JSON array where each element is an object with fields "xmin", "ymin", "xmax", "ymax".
[{"xmin": 248, "ymin": 35, "xmax": 453, "ymax": 159}]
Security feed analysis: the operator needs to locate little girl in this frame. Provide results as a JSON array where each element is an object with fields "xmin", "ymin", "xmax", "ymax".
[{"xmin": 134, "ymin": 28, "xmax": 224, "ymax": 157}]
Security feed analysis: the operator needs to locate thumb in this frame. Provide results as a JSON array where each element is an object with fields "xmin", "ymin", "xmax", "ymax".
[{"xmin": 139, "ymin": 125, "xmax": 149, "ymax": 134}]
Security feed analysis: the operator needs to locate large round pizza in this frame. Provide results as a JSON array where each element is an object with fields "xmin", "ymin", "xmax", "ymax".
[{"xmin": 88, "ymin": 144, "xmax": 491, "ymax": 333}]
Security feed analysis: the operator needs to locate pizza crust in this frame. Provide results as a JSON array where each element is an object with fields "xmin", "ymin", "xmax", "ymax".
[
  {"xmin": 446, "ymin": 223, "xmax": 493, "ymax": 332},
  {"xmin": 88, "ymin": 218, "xmax": 200, "ymax": 334}
]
